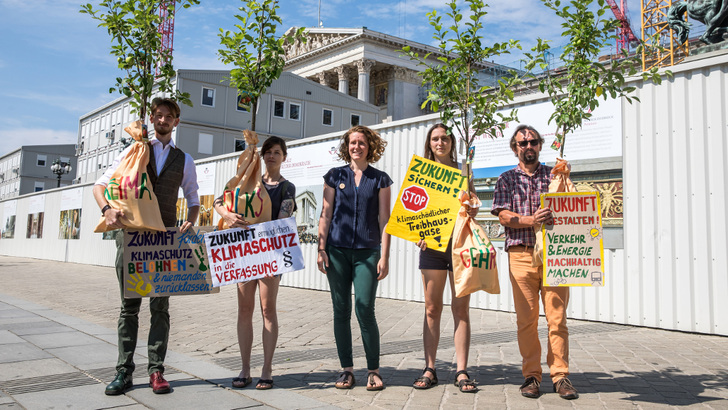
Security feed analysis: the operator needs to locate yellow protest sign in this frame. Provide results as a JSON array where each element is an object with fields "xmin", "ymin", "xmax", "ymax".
[
  {"xmin": 386, "ymin": 155, "xmax": 467, "ymax": 252},
  {"xmin": 541, "ymin": 192, "xmax": 605, "ymax": 287}
]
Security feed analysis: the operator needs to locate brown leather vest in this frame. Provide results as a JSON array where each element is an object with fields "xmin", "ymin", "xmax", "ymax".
[{"xmin": 147, "ymin": 146, "xmax": 186, "ymax": 227}]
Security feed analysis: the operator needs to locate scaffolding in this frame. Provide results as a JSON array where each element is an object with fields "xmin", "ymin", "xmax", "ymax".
[
  {"xmin": 641, "ymin": 0, "xmax": 689, "ymax": 70},
  {"xmin": 155, "ymin": 1, "xmax": 176, "ymax": 76}
]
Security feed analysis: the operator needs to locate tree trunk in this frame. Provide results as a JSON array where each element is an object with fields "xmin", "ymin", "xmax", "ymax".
[{"xmin": 250, "ymin": 97, "xmax": 258, "ymax": 131}]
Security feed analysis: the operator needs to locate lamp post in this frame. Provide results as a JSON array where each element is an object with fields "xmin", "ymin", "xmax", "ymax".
[{"xmin": 51, "ymin": 159, "xmax": 72, "ymax": 188}]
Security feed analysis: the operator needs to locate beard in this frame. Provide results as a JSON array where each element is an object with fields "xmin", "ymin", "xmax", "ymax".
[
  {"xmin": 154, "ymin": 123, "xmax": 172, "ymax": 137},
  {"xmin": 519, "ymin": 149, "xmax": 539, "ymax": 165}
]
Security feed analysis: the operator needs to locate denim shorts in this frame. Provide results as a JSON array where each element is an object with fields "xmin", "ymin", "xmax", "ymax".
[{"xmin": 418, "ymin": 240, "xmax": 453, "ymax": 271}]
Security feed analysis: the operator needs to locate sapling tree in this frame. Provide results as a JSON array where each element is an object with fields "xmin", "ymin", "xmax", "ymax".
[
  {"xmin": 403, "ymin": 0, "xmax": 522, "ymax": 189},
  {"xmin": 218, "ymin": 0, "xmax": 306, "ymax": 131},
  {"xmin": 525, "ymin": 0, "xmax": 667, "ymax": 157},
  {"xmin": 80, "ymin": 0, "xmax": 199, "ymax": 123}
]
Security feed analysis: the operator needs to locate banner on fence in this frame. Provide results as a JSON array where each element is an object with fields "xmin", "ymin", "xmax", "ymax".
[
  {"xmin": 123, "ymin": 226, "xmax": 219, "ymax": 297},
  {"xmin": 541, "ymin": 192, "xmax": 604, "ymax": 287},
  {"xmin": 205, "ymin": 217, "xmax": 304, "ymax": 287}
]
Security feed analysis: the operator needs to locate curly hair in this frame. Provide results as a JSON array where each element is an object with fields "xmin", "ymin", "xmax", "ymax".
[
  {"xmin": 337, "ymin": 125, "xmax": 387, "ymax": 163},
  {"xmin": 423, "ymin": 123, "xmax": 457, "ymax": 163}
]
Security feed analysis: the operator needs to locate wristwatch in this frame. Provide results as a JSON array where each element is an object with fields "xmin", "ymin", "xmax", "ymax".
[{"xmin": 101, "ymin": 204, "xmax": 112, "ymax": 216}]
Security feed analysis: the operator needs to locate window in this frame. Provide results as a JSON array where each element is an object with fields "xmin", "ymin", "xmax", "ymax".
[
  {"xmin": 351, "ymin": 114, "xmax": 361, "ymax": 127},
  {"xmin": 34, "ymin": 182, "xmax": 44, "ymax": 192},
  {"xmin": 198, "ymin": 133, "xmax": 214, "ymax": 155},
  {"xmin": 322, "ymin": 108, "xmax": 333, "ymax": 126},
  {"xmin": 37, "ymin": 155, "xmax": 47, "ymax": 167},
  {"xmin": 202, "ymin": 87, "xmax": 215, "ymax": 107},
  {"xmin": 236, "ymin": 94, "xmax": 251, "ymax": 112},
  {"xmin": 235, "ymin": 139, "xmax": 246, "ymax": 152},
  {"xmin": 273, "ymin": 100, "xmax": 285, "ymax": 118},
  {"xmin": 289, "ymin": 102, "xmax": 301, "ymax": 120}
]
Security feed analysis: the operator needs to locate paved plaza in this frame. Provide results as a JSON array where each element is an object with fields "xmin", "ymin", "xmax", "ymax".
[{"xmin": 0, "ymin": 256, "xmax": 727, "ymax": 409}]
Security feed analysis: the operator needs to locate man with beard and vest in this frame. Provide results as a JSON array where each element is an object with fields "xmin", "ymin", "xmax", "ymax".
[
  {"xmin": 491, "ymin": 125, "xmax": 578, "ymax": 400},
  {"xmin": 93, "ymin": 98, "xmax": 199, "ymax": 396}
]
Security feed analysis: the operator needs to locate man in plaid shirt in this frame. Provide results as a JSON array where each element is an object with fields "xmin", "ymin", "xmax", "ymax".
[{"xmin": 491, "ymin": 125, "xmax": 578, "ymax": 400}]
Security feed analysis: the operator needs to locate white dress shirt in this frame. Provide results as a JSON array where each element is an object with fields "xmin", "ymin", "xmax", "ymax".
[{"xmin": 95, "ymin": 137, "xmax": 200, "ymax": 207}]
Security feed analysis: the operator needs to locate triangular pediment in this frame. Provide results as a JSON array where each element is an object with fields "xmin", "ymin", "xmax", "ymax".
[{"xmin": 284, "ymin": 28, "xmax": 362, "ymax": 61}]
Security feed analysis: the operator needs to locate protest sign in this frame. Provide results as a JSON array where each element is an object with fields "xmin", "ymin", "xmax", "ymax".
[
  {"xmin": 386, "ymin": 155, "xmax": 466, "ymax": 252},
  {"xmin": 123, "ymin": 226, "xmax": 219, "ymax": 297},
  {"xmin": 541, "ymin": 192, "xmax": 604, "ymax": 287},
  {"xmin": 205, "ymin": 217, "xmax": 304, "ymax": 287}
]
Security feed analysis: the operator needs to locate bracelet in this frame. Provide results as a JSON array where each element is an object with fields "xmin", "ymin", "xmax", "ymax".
[
  {"xmin": 101, "ymin": 204, "xmax": 112, "ymax": 216},
  {"xmin": 318, "ymin": 249, "xmax": 326, "ymax": 252}
]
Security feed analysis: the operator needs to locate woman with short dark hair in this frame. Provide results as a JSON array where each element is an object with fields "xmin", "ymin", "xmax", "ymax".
[{"xmin": 214, "ymin": 136, "xmax": 296, "ymax": 391}]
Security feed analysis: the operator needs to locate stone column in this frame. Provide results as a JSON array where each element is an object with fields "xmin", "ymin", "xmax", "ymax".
[
  {"xmin": 334, "ymin": 66, "xmax": 350, "ymax": 95},
  {"xmin": 317, "ymin": 72, "xmax": 329, "ymax": 86},
  {"xmin": 355, "ymin": 59, "xmax": 375, "ymax": 103}
]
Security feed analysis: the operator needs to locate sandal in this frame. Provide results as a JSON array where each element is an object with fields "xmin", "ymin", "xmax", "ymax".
[
  {"xmin": 334, "ymin": 371, "xmax": 355, "ymax": 389},
  {"xmin": 231, "ymin": 376, "xmax": 252, "ymax": 388},
  {"xmin": 453, "ymin": 370, "xmax": 478, "ymax": 393},
  {"xmin": 413, "ymin": 367, "xmax": 438, "ymax": 389},
  {"xmin": 366, "ymin": 371, "xmax": 385, "ymax": 391},
  {"xmin": 255, "ymin": 379, "xmax": 273, "ymax": 390}
]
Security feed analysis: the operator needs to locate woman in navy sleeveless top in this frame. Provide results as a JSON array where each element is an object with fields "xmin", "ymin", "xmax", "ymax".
[{"xmin": 317, "ymin": 126, "xmax": 392, "ymax": 391}]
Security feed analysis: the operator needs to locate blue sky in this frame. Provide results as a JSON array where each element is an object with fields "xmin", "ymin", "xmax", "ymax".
[{"xmin": 0, "ymin": 0, "xmax": 645, "ymax": 156}]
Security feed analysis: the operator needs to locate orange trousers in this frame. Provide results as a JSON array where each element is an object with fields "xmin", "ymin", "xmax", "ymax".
[{"xmin": 508, "ymin": 246, "xmax": 570, "ymax": 383}]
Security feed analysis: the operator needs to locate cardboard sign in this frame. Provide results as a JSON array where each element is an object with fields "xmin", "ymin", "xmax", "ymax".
[
  {"xmin": 386, "ymin": 155, "xmax": 466, "ymax": 252},
  {"xmin": 541, "ymin": 192, "xmax": 604, "ymax": 287},
  {"xmin": 205, "ymin": 217, "xmax": 304, "ymax": 287},
  {"xmin": 123, "ymin": 226, "xmax": 219, "ymax": 297}
]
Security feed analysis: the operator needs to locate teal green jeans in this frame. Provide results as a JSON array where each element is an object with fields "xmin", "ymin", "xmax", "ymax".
[
  {"xmin": 325, "ymin": 245, "xmax": 381, "ymax": 370},
  {"xmin": 114, "ymin": 230, "xmax": 170, "ymax": 376}
]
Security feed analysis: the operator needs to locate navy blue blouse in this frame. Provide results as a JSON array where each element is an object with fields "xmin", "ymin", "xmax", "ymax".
[{"xmin": 324, "ymin": 165, "xmax": 393, "ymax": 249}]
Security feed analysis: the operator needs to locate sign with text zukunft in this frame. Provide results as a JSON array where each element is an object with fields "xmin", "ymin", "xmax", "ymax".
[
  {"xmin": 123, "ymin": 227, "xmax": 219, "ymax": 297},
  {"xmin": 541, "ymin": 192, "xmax": 604, "ymax": 287},
  {"xmin": 205, "ymin": 217, "xmax": 304, "ymax": 287},
  {"xmin": 386, "ymin": 155, "xmax": 466, "ymax": 252}
]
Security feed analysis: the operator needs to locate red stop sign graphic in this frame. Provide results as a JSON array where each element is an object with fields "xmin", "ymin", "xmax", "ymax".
[{"xmin": 401, "ymin": 185, "xmax": 429, "ymax": 213}]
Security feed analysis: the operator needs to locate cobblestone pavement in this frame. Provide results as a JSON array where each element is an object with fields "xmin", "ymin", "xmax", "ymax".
[{"xmin": 1, "ymin": 256, "xmax": 727, "ymax": 409}]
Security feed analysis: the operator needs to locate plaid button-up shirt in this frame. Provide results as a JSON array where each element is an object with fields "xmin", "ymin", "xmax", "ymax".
[{"xmin": 491, "ymin": 163, "xmax": 552, "ymax": 251}]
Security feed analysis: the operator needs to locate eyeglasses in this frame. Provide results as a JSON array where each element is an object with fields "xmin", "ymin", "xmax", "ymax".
[{"xmin": 517, "ymin": 139, "xmax": 540, "ymax": 148}]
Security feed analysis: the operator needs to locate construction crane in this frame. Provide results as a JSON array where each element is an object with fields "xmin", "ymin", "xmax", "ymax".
[
  {"xmin": 605, "ymin": 0, "xmax": 639, "ymax": 52},
  {"xmin": 156, "ymin": 1, "xmax": 176, "ymax": 76},
  {"xmin": 641, "ymin": 0, "xmax": 689, "ymax": 70}
]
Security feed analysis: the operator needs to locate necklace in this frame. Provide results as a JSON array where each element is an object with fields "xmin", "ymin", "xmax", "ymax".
[{"xmin": 263, "ymin": 174, "xmax": 283, "ymax": 186}]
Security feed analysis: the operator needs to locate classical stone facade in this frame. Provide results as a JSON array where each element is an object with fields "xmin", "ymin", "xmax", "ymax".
[{"xmin": 283, "ymin": 27, "xmax": 513, "ymax": 122}]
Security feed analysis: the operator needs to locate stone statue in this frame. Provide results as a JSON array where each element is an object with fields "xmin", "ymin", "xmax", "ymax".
[{"xmin": 668, "ymin": 0, "xmax": 728, "ymax": 44}]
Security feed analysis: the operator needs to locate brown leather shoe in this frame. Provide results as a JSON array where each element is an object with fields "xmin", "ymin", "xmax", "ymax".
[
  {"xmin": 519, "ymin": 376, "xmax": 540, "ymax": 398},
  {"xmin": 149, "ymin": 371, "xmax": 171, "ymax": 394},
  {"xmin": 553, "ymin": 378, "xmax": 578, "ymax": 400}
]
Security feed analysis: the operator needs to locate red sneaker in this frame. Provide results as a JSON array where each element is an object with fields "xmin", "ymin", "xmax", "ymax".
[{"xmin": 149, "ymin": 371, "xmax": 171, "ymax": 394}]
